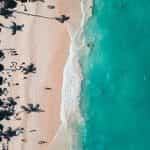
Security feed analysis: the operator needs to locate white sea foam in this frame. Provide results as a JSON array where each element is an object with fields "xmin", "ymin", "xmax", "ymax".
[
  {"xmin": 49, "ymin": 0, "xmax": 93, "ymax": 149},
  {"xmin": 60, "ymin": 0, "xmax": 93, "ymax": 126}
]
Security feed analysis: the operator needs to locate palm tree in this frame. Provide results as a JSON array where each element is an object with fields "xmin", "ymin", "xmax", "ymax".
[
  {"xmin": 10, "ymin": 22, "xmax": 24, "ymax": 35},
  {"xmin": 14, "ymin": 10, "xmax": 56, "ymax": 19},
  {"xmin": 14, "ymin": 11, "xmax": 70, "ymax": 23},
  {"xmin": 0, "ymin": 0, "xmax": 17, "ymax": 18},
  {"xmin": 0, "ymin": 4, "xmax": 70, "ymax": 23},
  {"xmin": 21, "ymin": 104, "xmax": 45, "ymax": 113},
  {"xmin": 22, "ymin": 63, "xmax": 36, "ymax": 75},
  {"xmin": 0, "ymin": 22, "xmax": 24, "ymax": 35},
  {"xmin": 0, "ymin": 8, "xmax": 15, "ymax": 18},
  {"xmin": 4, "ymin": 0, "xmax": 18, "ymax": 9}
]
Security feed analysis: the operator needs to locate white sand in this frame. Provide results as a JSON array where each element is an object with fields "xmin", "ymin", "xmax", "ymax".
[
  {"xmin": 48, "ymin": 0, "xmax": 93, "ymax": 150},
  {"xmin": 1, "ymin": 0, "xmax": 70, "ymax": 149},
  {"xmin": 0, "ymin": 0, "xmax": 93, "ymax": 149}
]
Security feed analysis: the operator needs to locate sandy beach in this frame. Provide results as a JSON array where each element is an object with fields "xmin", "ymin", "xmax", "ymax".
[{"xmin": 0, "ymin": 0, "xmax": 81, "ymax": 149}]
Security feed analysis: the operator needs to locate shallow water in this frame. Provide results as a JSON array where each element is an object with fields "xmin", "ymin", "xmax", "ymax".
[{"xmin": 80, "ymin": 0, "xmax": 150, "ymax": 150}]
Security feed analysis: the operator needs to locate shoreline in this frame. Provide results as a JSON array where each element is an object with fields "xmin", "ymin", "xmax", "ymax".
[
  {"xmin": 0, "ymin": 0, "xmax": 93, "ymax": 149},
  {"xmin": 49, "ymin": 0, "xmax": 93, "ymax": 149}
]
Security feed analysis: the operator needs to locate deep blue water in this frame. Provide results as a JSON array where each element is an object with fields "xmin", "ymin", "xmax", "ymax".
[{"xmin": 80, "ymin": 0, "xmax": 150, "ymax": 150}]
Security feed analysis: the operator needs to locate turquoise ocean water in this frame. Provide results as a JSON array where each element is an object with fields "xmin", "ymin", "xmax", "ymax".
[{"xmin": 79, "ymin": 0, "xmax": 150, "ymax": 150}]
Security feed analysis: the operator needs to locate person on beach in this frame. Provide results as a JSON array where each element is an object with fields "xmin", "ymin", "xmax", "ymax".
[{"xmin": 45, "ymin": 87, "xmax": 52, "ymax": 90}]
